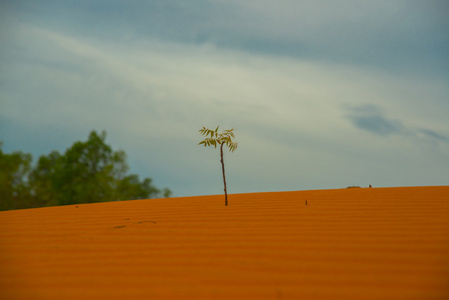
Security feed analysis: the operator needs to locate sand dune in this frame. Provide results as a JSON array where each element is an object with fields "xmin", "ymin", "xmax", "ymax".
[{"xmin": 1, "ymin": 186, "xmax": 448, "ymax": 299}]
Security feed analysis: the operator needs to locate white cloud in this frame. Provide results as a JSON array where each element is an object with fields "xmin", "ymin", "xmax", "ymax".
[{"xmin": 1, "ymin": 19, "xmax": 449, "ymax": 197}]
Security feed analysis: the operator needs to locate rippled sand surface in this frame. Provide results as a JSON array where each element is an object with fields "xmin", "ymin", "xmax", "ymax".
[{"xmin": 1, "ymin": 186, "xmax": 448, "ymax": 299}]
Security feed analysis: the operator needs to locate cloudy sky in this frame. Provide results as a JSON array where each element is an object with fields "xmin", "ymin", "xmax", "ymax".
[{"xmin": 1, "ymin": 1, "xmax": 448, "ymax": 197}]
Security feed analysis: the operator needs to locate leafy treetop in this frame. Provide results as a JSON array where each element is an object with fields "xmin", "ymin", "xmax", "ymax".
[{"xmin": 198, "ymin": 126, "xmax": 238, "ymax": 152}]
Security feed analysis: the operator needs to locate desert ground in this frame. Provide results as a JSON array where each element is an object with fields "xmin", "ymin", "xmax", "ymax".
[{"xmin": 1, "ymin": 186, "xmax": 448, "ymax": 299}]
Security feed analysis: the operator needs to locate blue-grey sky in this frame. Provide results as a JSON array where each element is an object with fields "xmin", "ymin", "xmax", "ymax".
[{"xmin": 1, "ymin": 1, "xmax": 448, "ymax": 197}]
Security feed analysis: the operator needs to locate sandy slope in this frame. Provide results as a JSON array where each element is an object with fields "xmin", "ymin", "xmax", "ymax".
[{"xmin": 1, "ymin": 186, "xmax": 448, "ymax": 299}]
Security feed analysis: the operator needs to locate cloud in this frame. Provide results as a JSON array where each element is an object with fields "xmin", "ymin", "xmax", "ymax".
[
  {"xmin": 345, "ymin": 105, "xmax": 405, "ymax": 136},
  {"xmin": 345, "ymin": 104, "xmax": 449, "ymax": 146},
  {"xmin": 3, "ymin": 0, "xmax": 447, "ymax": 74},
  {"xmin": 418, "ymin": 129, "xmax": 449, "ymax": 144},
  {"xmin": 1, "ymin": 3, "xmax": 449, "ymax": 196}
]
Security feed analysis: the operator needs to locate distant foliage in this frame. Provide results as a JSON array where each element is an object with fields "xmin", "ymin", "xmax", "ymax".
[
  {"xmin": 0, "ymin": 144, "xmax": 33, "ymax": 210},
  {"xmin": 0, "ymin": 131, "xmax": 171, "ymax": 211}
]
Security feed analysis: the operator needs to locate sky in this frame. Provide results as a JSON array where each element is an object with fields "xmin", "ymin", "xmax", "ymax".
[{"xmin": 1, "ymin": 0, "xmax": 448, "ymax": 197}]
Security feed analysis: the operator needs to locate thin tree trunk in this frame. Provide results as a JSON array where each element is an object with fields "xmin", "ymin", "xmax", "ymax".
[{"xmin": 220, "ymin": 143, "xmax": 228, "ymax": 206}]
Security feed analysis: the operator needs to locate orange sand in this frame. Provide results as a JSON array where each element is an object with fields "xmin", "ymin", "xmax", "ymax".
[{"xmin": 1, "ymin": 186, "xmax": 448, "ymax": 299}]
